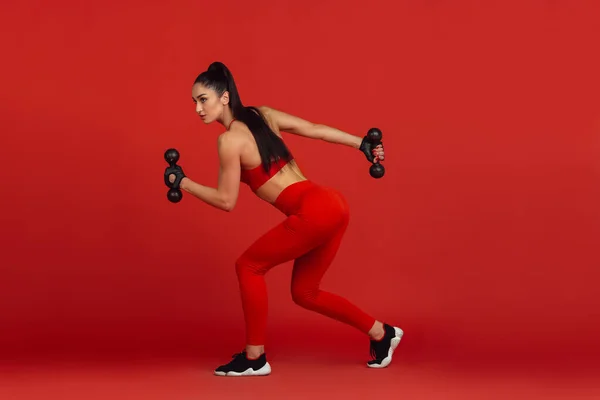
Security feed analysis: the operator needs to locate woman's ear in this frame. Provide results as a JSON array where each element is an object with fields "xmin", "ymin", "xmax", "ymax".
[{"xmin": 221, "ymin": 91, "xmax": 230, "ymax": 105}]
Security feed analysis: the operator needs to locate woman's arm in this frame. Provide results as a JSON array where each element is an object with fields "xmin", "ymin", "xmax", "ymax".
[
  {"xmin": 259, "ymin": 106, "xmax": 363, "ymax": 149},
  {"xmin": 179, "ymin": 133, "xmax": 242, "ymax": 212}
]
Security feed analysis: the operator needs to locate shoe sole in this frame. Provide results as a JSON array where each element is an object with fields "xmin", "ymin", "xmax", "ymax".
[
  {"xmin": 214, "ymin": 362, "xmax": 272, "ymax": 377},
  {"xmin": 367, "ymin": 327, "xmax": 404, "ymax": 369}
]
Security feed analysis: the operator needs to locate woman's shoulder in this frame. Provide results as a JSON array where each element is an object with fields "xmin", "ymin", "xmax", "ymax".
[
  {"xmin": 219, "ymin": 121, "xmax": 253, "ymax": 148},
  {"xmin": 257, "ymin": 105, "xmax": 273, "ymax": 114},
  {"xmin": 255, "ymin": 105, "xmax": 280, "ymax": 133},
  {"xmin": 219, "ymin": 125, "xmax": 246, "ymax": 143}
]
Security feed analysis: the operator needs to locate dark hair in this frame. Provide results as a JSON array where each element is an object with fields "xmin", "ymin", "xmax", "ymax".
[{"xmin": 194, "ymin": 62, "xmax": 292, "ymax": 173}]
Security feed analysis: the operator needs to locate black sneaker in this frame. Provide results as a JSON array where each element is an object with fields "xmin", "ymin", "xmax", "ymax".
[
  {"xmin": 214, "ymin": 351, "xmax": 271, "ymax": 377},
  {"xmin": 367, "ymin": 323, "xmax": 403, "ymax": 368}
]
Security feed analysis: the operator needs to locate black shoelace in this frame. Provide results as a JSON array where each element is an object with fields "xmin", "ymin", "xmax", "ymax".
[
  {"xmin": 230, "ymin": 352, "xmax": 246, "ymax": 360},
  {"xmin": 370, "ymin": 336, "xmax": 388, "ymax": 361}
]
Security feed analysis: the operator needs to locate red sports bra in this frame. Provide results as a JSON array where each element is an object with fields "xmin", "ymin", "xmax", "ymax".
[
  {"xmin": 228, "ymin": 118, "xmax": 294, "ymax": 191},
  {"xmin": 240, "ymin": 157, "xmax": 294, "ymax": 192}
]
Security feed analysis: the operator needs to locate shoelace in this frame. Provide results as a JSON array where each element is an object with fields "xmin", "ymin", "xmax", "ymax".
[
  {"xmin": 369, "ymin": 343, "xmax": 376, "ymax": 359},
  {"xmin": 369, "ymin": 335, "xmax": 387, "ymax": 360},
  {"xmin": 369, "ymin": 342, "xmax": 379, "ymax": 360}
]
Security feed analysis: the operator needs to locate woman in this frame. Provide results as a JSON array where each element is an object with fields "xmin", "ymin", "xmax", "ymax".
[{"xmin": 165, "ymin": 61, "xmax": 403, "ymax": 376}]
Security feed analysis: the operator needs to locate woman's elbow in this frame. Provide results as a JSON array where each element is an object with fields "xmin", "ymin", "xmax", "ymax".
[{"xmin": 221, "ymin": 197, "xmax": 237, "ymax": 212}]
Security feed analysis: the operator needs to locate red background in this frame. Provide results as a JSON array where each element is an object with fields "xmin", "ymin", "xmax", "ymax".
[{"xmin": 1, "ymin": 0, "xmax": 599, "ymax": 369}]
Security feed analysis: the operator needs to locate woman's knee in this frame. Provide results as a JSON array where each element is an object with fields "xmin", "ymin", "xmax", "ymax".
[
  {"xmin": 291, "ymin": 286, "xmax": 319, "ymax": 309},
  {"xmin": 235, "ymin": 254, "xmax": 252, "ymax": 277},
  {"xmin": 235, "ymin": 253, "xmax": 265, "ymax": 277}
]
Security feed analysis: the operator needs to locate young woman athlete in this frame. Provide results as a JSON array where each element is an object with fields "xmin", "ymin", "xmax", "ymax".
[{"xmin": 165, "ymin": 61, "xmax": 403, "ymax": 376}]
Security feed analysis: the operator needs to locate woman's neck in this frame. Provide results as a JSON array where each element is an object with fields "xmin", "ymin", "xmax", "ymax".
[
  {"xmin": 220, "ymin": 109, "xmax": 235, "ymax": 130},
  {"xmin": 227, "ymin": 118, "xmax": 236, "ymax": 130}
]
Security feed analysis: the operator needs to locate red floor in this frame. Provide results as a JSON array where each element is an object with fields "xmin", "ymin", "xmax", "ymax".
[{"xmin": 1, "ymin": 356, "xmax": 597, "ymax": 400}]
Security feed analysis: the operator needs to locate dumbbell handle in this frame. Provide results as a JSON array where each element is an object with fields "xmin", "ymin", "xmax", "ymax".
[
  {"xmin": 164, "ymin": 148, "xmax": 183, "ymax": 202},
  {"xmin": 364, "ymin": 128, "xmax": 385, "ymax": 178}
]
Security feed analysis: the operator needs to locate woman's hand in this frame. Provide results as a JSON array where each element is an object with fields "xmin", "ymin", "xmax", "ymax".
[
  {"xmin": 164, "ymin": 164, "xmax": 186, "ymax": 189},
  {"xmin": 169, "ymin": 174, "xmax": 190, "ymax": 189},
  {"xmin": 372, "ymin": 144, "xmax": 385, "ymax": 162},
  {"xmin": 360, "ymin": 138, "xmax": 385, "ymax": 163}
]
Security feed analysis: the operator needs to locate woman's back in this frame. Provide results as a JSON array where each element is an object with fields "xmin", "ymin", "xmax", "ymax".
[{"xmin": 230, "ymin": 106, "xmax": 307, "ymax": 203}]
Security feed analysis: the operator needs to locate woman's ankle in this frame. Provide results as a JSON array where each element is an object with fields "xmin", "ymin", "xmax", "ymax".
[
  {"xmin": 368, "ymin": 320, "xmax": 385, "ymax": 341},
  {"xmin": 245, "ymin": 345, "xmax": 265, "ymax": 359}
]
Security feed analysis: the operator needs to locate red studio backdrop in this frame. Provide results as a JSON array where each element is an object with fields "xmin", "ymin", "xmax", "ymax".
[{"xmin": 1, "ymin": 0, "xmax": 599, "ymax": 367}]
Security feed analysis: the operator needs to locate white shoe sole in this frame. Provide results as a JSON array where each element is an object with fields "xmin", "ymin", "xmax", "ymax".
[
  {"xmin": 214, "ymin": 362, "xmax": 272, "ymax": 377},
  {"xmin": 367, "ymin": 327, "xmax": 404, "ymax": 368}
]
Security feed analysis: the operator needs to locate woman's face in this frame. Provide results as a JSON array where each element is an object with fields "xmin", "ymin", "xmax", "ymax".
[{"xmin": 191, "ymin": 83, "xmax": 229, "ymax": 124}]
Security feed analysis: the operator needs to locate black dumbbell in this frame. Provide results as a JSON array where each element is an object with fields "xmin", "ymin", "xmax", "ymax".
[
  {"xmin": 365, "ymin": 128, "xmax": 385, "ymax": 178},
  {"xmin": 164, "ymin": 148, "xmax": 182, "ymax": 203}
]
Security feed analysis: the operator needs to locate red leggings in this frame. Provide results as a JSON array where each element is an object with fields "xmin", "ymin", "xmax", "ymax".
[{"xmin": 235, "ymin": 180, "xmax": 376, "ymax": 345}]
